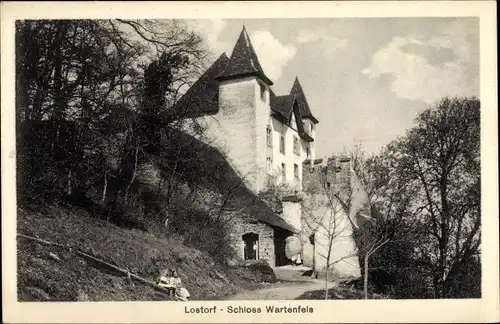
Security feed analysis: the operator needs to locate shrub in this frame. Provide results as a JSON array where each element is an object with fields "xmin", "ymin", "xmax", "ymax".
[
  {"xmin": 176, "ymin": 207, "xmax": 236, "ymax": 265},
  {"xmin": 231, "ymin": 260, "xmax": 278, "ymax": 284}
]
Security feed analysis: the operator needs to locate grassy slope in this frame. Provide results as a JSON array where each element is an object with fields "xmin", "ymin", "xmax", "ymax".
[{"xmin": 17, "ymin": 202, "xmax": 267, "ymax": 301}]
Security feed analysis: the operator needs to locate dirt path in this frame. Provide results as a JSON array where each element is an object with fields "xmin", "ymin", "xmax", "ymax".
[{"xmin": 227, "ymin": 280, "xmax": 335, "ymax": 300}]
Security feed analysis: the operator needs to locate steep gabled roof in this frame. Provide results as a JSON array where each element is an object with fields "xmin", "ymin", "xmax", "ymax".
[
  {"xmin": 270, "ymin": 94, "xmax": 314, "ymax": 142},
  {"xmin": 290, "ymin": 77, "xmax": 318, "ymax": 124},
  {"xmin": 270, "ymin": 94, "xmax": 295, "ymax": 122},
  {"xmin": 216, "ymin": 27, "xmax": 273, "ymax": 85},
  {"xmin": 173, "ymin": 53, "xmax": 229, "ymax": 118}
]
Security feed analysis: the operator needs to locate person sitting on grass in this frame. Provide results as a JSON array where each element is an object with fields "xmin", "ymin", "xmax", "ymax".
[
  {"xmin": 170, "ymin": 269, "xmax": 190, "ymax": 301},
  {"xmin": 157, "ymin": 268, "xmax": 176, "ymax": 298}
]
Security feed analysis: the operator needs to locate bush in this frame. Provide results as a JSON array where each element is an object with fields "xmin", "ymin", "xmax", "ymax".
[
  {"xmin": 176, "ymin": 207, "xmax": 236, "ymax": 265},
  {"xmin": 231, "ymin": 260, "xmax": 277, "ymax": 284}
]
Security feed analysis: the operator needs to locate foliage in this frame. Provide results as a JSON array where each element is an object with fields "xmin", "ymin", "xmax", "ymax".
[
  {"xmin": 350, "ymin": 97, "xmax": 481, "ymax": 298},
  {"xmin": 15, "ymin": 18, "xmax": 246, "ymax": 271},
  {"xmin": 15, "ymin": 19, "xmax": 205, "ymax": 208}
]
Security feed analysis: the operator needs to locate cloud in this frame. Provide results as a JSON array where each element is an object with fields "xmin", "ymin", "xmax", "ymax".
[
  {"xmin": 296, "ymin": 29, "xmax": 320, "ymax": 43},
  {"xmin": 187, "ymin": 19, "xmax": 231, "ymax": 56},
  {"xmin": 361, "ymin": 19, "xmax": 478, "ymax": 104},
  {"xmin": 251, "ymin": 30, "xmax": 297, "ymax": 81},
  {"xmin": 296, "ymin": 27, "xmax": 348, "ymax": 58}
]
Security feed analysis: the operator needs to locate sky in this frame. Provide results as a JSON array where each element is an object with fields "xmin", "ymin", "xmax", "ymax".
[{"xmin": 185, "ymin": 18, "xmax": 479, "ymax": 158}]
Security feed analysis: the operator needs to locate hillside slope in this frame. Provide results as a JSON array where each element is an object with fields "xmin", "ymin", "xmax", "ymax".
[{"xmin": 17, "ymin": 202, "xmax": 273, "ymax": 301}]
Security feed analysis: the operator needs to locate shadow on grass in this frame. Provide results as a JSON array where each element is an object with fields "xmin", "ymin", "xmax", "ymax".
[{"xmin": 295, "ymin": 286, "xmax": 389, "ymax": 300}]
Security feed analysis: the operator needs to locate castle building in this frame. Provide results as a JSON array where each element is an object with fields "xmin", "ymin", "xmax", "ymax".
[
  {"xmin": 175, "ymin": 26, "xmax": 364, "ymax": 276},
  {"xmin": 177, "ymin": 26, "xmax": 318, "ymax": 193}
]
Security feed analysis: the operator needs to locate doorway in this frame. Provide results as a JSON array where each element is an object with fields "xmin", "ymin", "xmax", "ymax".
[
  {"xmin": 242, "ymin": 233, "xmax": 259, "ymax": 260},
  {"xmin": 274, "ymin": 227, "xmax": 294, "ymax": 267}
]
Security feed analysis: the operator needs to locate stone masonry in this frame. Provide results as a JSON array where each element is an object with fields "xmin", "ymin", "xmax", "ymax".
[{"xmin": 227, "ymin": 218, "xmax": 275, "ymax": 266}]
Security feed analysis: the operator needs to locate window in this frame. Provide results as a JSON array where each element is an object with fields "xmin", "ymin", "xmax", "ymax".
[
  {"xmin": 281, "ymin": 163, "xmax": 286, "ymax": 180},
  {"xmin": 266, "ymin": 157, "xmax": 273, "ymax": 174},
  {"xmin": 291, "ymin": 114, "xmax": 297, "ymax": 130},
  {"xmin": 279, "ymin": 133, "xmax": 285, "ymax": 154},
  {"xmin": 306, "ymin": 145, "xmax": 310, "ymax": 157},
  {"xmin": 259, "ymin": 82, "xmax": 266, "ymax": 102},
  {"xmin": 266, "ymin": 126, "xmax": 272, "ymax": 147},
  {"xmin": 293, "ymin": 136, "xmax": 300, "ymax": 155},
  {"xmin": 294, "ymin": 164, "xmax": 299, "ymax": 180}
]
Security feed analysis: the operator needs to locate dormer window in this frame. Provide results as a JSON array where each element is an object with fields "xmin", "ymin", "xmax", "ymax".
[
  {"xmin": 291, "ymin": 113, "xmax": 297, "ymax": 130},
  {"xmin": 259, "ymin": 82, "xmax": 266, "ymax": 102}
]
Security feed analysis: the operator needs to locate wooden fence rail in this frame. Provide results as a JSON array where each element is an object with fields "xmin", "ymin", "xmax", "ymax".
[{"xmin": 17, "ymin": 233, "xmax": 171, "ymax": 296}]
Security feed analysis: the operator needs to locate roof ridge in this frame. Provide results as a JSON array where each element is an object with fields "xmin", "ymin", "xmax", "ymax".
[
  {"xmin": 216, "ymin": 27, "xmax": 273, "ymax": 85},
  {"xmin": 290, "ymin": 77, "xmax": 318, "ymax": 124}
]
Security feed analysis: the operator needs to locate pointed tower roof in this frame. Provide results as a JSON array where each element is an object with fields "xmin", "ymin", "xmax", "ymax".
[
  {"xmin": 216, "ymin": 26, "xmax": 273, "ymax": 85},
  {"xmin": 290, "ymin": 77, "xmax": 318, "ymax": 124}
]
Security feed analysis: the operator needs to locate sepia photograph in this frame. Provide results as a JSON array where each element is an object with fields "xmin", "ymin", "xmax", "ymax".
[{"xmin": 2, "ymin": 1, "xmax": 498, "ymax": 323}]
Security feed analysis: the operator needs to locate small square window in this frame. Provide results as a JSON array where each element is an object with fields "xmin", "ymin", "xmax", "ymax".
[
  {"xmin": 293, "ymin": 136, "xmax": 300, "ymax": 155},
  {"xmin": 266, "ymin": 157, "xmax": 273, "ymax": 174}
]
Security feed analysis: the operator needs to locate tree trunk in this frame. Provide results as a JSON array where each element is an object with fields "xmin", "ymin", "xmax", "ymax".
[
  {"xmin": 101, "ymin": 170, "xmax": 108, "ymax": 205},
  {"xmin": 312, "ymin": 240, "xmax": 316, "ymax": 279},
  {"xmin": 124, "ymin": 144, "xmax": 139, "ymax": 200},
  {"xmin": 325, "ymin": 265, "xmax": 329, "ymax": 300},
  {"xmin": 66, "ymin": 170, "xmax": 72, "ymax": 196},
  {"xmin": 364, "ymin": 253, "xmax": 369, "ymax": 299}
]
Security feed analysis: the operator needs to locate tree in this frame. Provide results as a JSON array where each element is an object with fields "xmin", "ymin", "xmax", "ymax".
[
  {"xmin": 15, "ymin": 19, "xmax": 208, "ymax": 207},
  {"xmin": 300, "ymin": 160, "xmax": 361, "ymax": 300},
  {"xmin": 370, "ymin": 97, "xmax": 481, "ymax": 298}
]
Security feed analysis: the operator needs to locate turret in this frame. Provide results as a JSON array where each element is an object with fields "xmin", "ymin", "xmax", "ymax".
[
  {"xmin": 214, "ymin": 26, "xmax": 274, "ymax": 192},
  {"xmin": 290, "ymin": 77, "xmax": 318, "ymax": 163}
]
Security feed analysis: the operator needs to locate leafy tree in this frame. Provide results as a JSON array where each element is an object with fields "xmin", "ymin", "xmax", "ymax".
[
  {"xmin": 15, "ymin": 19, "xmax": 206, "ymax": 210},
  {"xmin": 363, "ymin": 97, "xmax": 480, "ymax": 298}
]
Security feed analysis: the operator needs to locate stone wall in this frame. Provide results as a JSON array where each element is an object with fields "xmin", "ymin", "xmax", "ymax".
[
  {"xmin": 228, "ymin": 218, "xmax": 275, "ymax": 267},
  {"xmin": 300, "ymin": 155, "xmax": 361, "ymax": 278}
]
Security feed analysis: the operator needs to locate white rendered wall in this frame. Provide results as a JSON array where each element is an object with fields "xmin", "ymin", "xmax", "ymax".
[{"xmin": 194, "ymin": 76, "xmax": 260, "ymax": 191}]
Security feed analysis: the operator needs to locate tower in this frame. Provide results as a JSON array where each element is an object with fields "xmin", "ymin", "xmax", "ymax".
[
  {"xmin": 290, "ymin": 78, "xmax": 319, "ymax": 163},
  {"xmin": 214, "ymin": 26, "xmax": 273, "ymax": 192}
]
